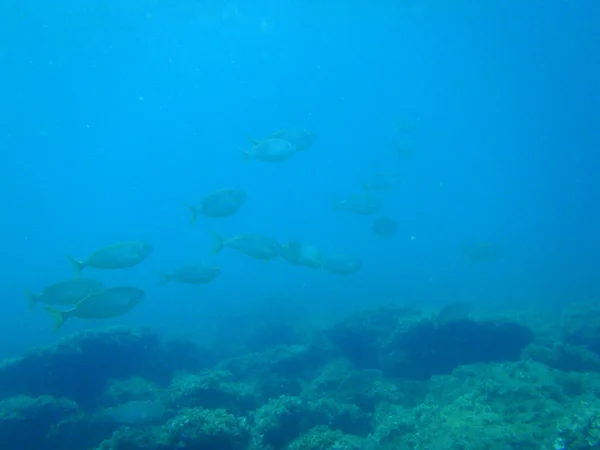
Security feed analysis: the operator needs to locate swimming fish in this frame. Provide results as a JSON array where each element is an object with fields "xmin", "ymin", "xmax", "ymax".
[
  {"xmin": 267, "ymin": 127, "xmax": 317, "ymax": 152},
  {"xmin": 185, "ymin": 188, "xmax": 246, "ymax": 223},
  {"xmin": 45, "ymin": 286, "xmax": 145, "ymax": 331},
  {"xmin": 211, "ymin": 231, "xmax": 281, "ymax": 260},
  {"xmin": 278, "ymin": 240, "xmax": 323, "ymax": 269},
  {"xmin": 321, "ymin": 253, "xmax": 362, "ymax": 275},
  {"xmin": 24, "ymin": 278, "xmax": 104, "ymax": 311},
  {"xmin": 68, "ymin": 241, "xmax": 153, "ymax": 277},
  {"xmin": 244, "ymin": 138, "xmax": 296, "ymax": 162}
]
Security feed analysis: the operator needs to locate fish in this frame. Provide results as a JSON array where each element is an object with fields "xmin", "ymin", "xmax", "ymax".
[
  {"xmin": 45, "ymin": 286, "xmax": 145, "ymax": 331},
  {"xmin": 68, "ymin": 241, "xmax": 153, "ymax": 277},
  {"xmin": 211, "ymin": 231, "xmax": 281, "ymax": 260},
  {"xmin": 321, "ymin": 253, "xmax": 362, "ymax": 275},
  {"xmin": 24, "ymin": 278, "xmax": 104, "ymax": 311},
  {"xmin": 278, "ymin": 240, "xmax": 323, "ymax": 269},
  {"xmin": 333, "ymin": 189, "xmax": 382, "ymax": 215},
  {"xmin": 267, "ymin": 127, "xmax": 317, "ymax": 151},
  {"xmin": 371, "ymin": 217, "xmax": 398, "ymax": 237},
  {"xmin": 185, "ymin": 188, "xmax": 246, "ymax": 224},
  {"xmin": 105, "ymin": 400, "xmax": 166, "ymax": 425},
  {"xmin": 159, "ymin": 264, "xmax": 220, "ymax": 285},
  {"xmin": 363, "ymin": 172, "xmax": 399, "ymax": 191},
  {"xmin": 243, "ymin": 138, "xmax": 296, "ymax": 162}
]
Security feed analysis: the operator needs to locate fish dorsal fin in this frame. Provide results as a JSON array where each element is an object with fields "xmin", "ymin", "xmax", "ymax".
[{"xmin": 247, "ymin": 136, "xmax": 261, "ymax": 146}]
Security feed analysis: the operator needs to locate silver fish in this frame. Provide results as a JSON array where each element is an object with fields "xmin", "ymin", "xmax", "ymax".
[
  {"xmin": 212, "ymin": 231, "xmax": 281, "ymax": 260},
  {"xmin": 186, "ymin": 188, "xmax": 247, "ymax": 223},
  {"xmin": 244, "ymin": 138, "xmax": 296, "ymax": 162},
  {"xmin": 24, "ymin": 278, "xmax": 104, "ymax": 311},
  {"xmin": 68, "ymin": 241, "xmax": 153, "ymax": 277}
]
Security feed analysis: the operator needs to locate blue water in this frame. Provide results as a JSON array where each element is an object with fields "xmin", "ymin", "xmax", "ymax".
[{"xmin": 0, "ymin": 1, "xmax": 598, "ymax": 358}]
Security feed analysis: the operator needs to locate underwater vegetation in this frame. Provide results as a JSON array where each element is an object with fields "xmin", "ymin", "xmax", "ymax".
[{"xmin": 3, "ymin": 301, "xmax": 600, "ymax": 449}]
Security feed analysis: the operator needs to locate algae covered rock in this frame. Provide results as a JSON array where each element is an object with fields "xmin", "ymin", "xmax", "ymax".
[
  {"xmin": 379, "ymin": 318, "xmax": 534, "ymax": 379},
  {"xmin": 327, "ymin": 305, "xmax": 533, "ymax": 379},
  {"xmin": 525, "ymin": 342, "xmax": 600, "ymax": 373},
  {"xmin": 287, "ymin": 425, "xmax": 371, "ymax": 450},
  {"xmin": 369, "ymin": 361, "xmax": 600, "ymax": 449},
  {"xmin": 0, "ymin": 326, "xmax": 215, "ymax": 408},
  {"xmin": 221, "ymin": 342, "xmax": 336, "ymax": 381},
  {"xmin": 0, "ymin": 327, "xmax": 163, "ymax": 407},
  {"xmin": 562, "ymin": 301, "xmax": 600, "ymax": 355},
  {"xmin": 328, "ymin": 305, "xmax": 421, "ymax": 369},
  {"xmin": 556, "ymin": 405, "xmax": 600, "ymax": 449},
  {"xmin": 103, "ymin": 376, "xmax": 163, "ymax": 405},
  {"xmin": 166, "ymin": 369, "xmax": 258, "ymax": 414},
  {"xmin": 0, "ymin": 395, "xmax": 79, "ymax": 449},
  {"xmin": 96, "ymin": 407, "xmax": 249, "ymax": 450},
  {"xmin": 251, "ymin": 395, "xmax": 371, "ymax": 450}
]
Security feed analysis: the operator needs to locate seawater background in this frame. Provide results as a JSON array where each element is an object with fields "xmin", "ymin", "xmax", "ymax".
[{"xmin": 0, "ymin": 1, "xmax": 598, "ymax": 359}]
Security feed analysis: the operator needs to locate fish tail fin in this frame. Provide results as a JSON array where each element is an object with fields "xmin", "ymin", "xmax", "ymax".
[
  {"xmin": 67, "ymin": 255, "xmax": 84, "ymax": 278},
  {"xmin": 183, "ymin": 203, "xmax": 198, "ymax": 225},
  {"xmin": 23, "ymin": 289, "xmax": 37, "ymax": 311},
  {"xmin": 44, "ymin": 306, "xmax": 68, "ymax": 332},
  {"xmin": 211, "ymin": 230, "xmax": 225, "ymax": 254}
]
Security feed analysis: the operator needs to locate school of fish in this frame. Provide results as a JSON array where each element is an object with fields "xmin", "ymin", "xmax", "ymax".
[{"xmin": 25, "ymin": 124, "xmax": 496, "ymax": 331}]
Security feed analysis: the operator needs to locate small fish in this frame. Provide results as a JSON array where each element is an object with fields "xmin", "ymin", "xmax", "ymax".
[
  {"xmin": 333, "ymin": 189, "xmax": 382, "ymax": 215},
  {"xmin": 278, "ymin": 240, "xmax": 323, "ymax": 269},
  {"xmin": 45, "ymin": 286, "xmax": 145, "ymax": 331},
  {"xmin": 159, "ymin": 264, "xmax": 220, "ymax": 285},
  {"xmin": 267, "ymin": 127, "xmax": 317, "ymax": 152},
  {"xmin": 24, "ymin": 278, "xmax": 104, "ymax": 311},
  {"xmin": 321, "ymin": 253, "xmax": 362, "ymax": 275},
  {"xmin": 68, "ymin": 241, "xmax": 153, "ymax": 277},
  {"xmin": 211, "ymin": 231, "xmax": 281, "ymax": 260},
  {"xmin": 371, "ymin": 217, "xmax": 398, "ymax": 237},
  {"xmin": 243, "ymin": 138, "xmax": 296, "ymax": 162},
  {"xmin": 185, "ymin": 188, "xmax": 246, "ymax": 223}
]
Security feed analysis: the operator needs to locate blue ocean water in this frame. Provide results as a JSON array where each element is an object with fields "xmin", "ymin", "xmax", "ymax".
[
  {"xmin": 3, "ymin": 2, "xmax": 600, "ymax": 449},
  {"xmin": 0, "ymin": 0, "xmax": 598, "ymax": 360}
]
